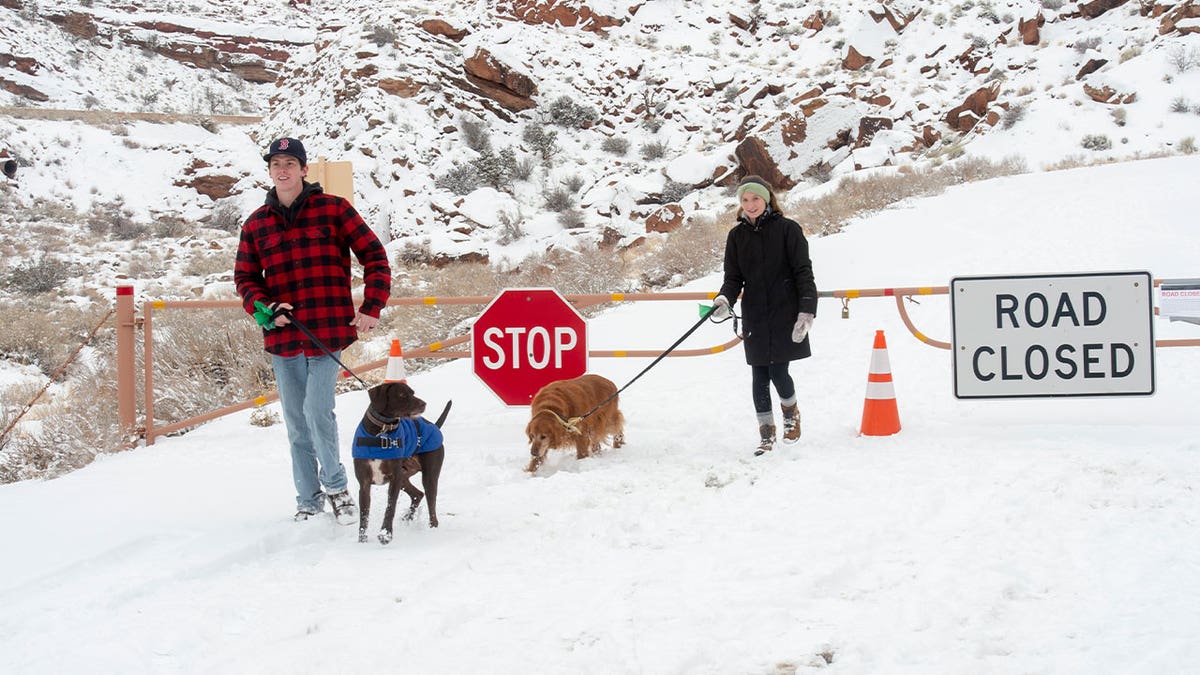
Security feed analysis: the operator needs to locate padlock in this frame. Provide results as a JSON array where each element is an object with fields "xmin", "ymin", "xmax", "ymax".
[{"xmin": 841, "ymin": 304, "xmax": 850, "ymax": 319}]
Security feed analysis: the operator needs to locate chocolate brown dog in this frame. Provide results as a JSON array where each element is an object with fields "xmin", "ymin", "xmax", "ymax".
[{"xmin": 351, "ymin": 381, "xmax": 450, "ymax": 544}]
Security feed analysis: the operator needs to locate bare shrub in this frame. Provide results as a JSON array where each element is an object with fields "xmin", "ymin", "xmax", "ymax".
[
  {"xmin": 1001, "ymin": 101, "xmax": 1027, "ymax": 129},
  {"xmin": 153, "ymin": 215, "xmax": 193, "ymax": 238},
  {"xmin": 496, "ymin": 209, "xmax": 525, "ymax": 245},
  {"xmin": 544, "ymin": 187, "xmax": 574, "ymax": 212},
  {"xmin": 522, "ymin": 123, "xmax": 559, "ymax": 162},
  {"xmin": 1170, "ymin": 96, "xmax": 1191, "ymax": 113},
  {"xmin": 472, "ymin": 147, "xmax": 518, "ymax": 191},
  {"xmin": 435, "ymin": 163, "xmax": 482, "ymax": 195},
  {"xmin": 660, "ymin": 179, "xmax": 692, "ymax": 204},
  {"xmin": 394, "ymin": 239, "xmax": 435, "ymax": 267},
  {"xmin": 631, "ymin": 212, "xmax": 728, "ymax": 289},
  {"xmin": 1167, "ymin": 45, "xmax": 1200, "ymax": 73},
  {"xmin": 1081, "ymin": 134, "xmax": 1112, "ymax": 151},
  {"xmin": 0, "ymin": 361, "xmax": 123, "ymax": 484},
  {"xmin": 183, "ymin": 252, "xmax": 233, "ymax": 279},
  {"xmin": 601, "ymin": 136, "xmax": 630, "ymax": 155},
  {"xmin": 512, "ymin": 157, "xmax": 536, "ymax": 181},
  {"xmin": 366, "ymin": 23, "xmax": 398, "ymax": 47},
  {"xmin": 458, "ymin": 115, "xmax": 492, "ymax": 153},
  {"xmin": 557, "ymin": 207, "xmax": 585, "ymax": 228},
  {"xmin": 1073, "ymin": 36, "xmax": 1102, "ymax": 54},
  {"xmin": 1181, "ymin": 137, "xmax": 1197, "ymax": 155},
  {"xmin": 515, "ymin": 246, "xmax": 629, "ymax": 295},
  {"xmin": 545, "ymin": 96, "xmax": 598, "ymax": 128},
  {"xmin": 562, "ymin": 174, "xmax": 586, "ymax": 193},
  {"xmin": 640, "ymin": 141, "xmax": 667, "ymax": 160},
  {"xmin": 4, "ymin": 255, "xmax": 77, "ymax": 295},
  {"xmin": 1041, "ymin": 0, "xmax": 1064, "ymax": 9},
  {"xmin": 208, "ymin": 199, "xmax": 245, "ymax": 233},
  {"xmin": 88, "ymin": 197, "xmax": 147, "ymax": 240},
  {"xmin": 0, "ymin": 300, "xmax": 111, "ymax": 377},
  {"xmin": 148, "ymin": 310, "xmax": 274, "ymax": 422}
]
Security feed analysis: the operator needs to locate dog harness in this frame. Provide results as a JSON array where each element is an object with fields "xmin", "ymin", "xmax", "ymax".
[{"xmin": 352, "ymin": 417, "xmax": 444, "ymax": 460}]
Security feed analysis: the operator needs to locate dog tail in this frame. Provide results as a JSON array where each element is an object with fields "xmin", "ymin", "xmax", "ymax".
[{"xmin": 434, "ymin": 400, "xmax": 452, "ymax": 428}]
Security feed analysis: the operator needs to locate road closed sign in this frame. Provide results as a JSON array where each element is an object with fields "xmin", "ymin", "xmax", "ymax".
[{"xmin": 951, "ymin": 271, "xmax": 1155, "ymax": 399}]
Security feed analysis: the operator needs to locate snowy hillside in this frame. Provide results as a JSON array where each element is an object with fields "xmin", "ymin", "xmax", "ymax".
[
  {"xmin": 2, "ymin": 0, "xmax": 1199, "ymax": 271},
  {"xmin": 1, "ymin": 156, "xmax": 1198, "ymax": 674}
]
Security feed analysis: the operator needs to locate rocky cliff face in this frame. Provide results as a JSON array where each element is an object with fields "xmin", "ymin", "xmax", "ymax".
[{"xmin": 3, "ymin": 0, "xmax": 1199, "ymax": 265}]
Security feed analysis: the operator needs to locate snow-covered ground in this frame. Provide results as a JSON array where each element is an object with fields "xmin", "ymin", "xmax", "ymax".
[{"xmin": 2, "ymin": 155, "xmax": 1198, "ymax": 674}]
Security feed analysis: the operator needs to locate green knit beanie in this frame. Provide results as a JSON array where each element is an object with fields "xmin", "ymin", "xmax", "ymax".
[{"xmin": 737, "ymin": 179, "xmax": 772, "ymax": 202}]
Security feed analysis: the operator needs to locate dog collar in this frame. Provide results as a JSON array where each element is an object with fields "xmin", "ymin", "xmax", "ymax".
[{"xmin": 366, "ymin": 406, "xmax": 400, "ymax": 433}]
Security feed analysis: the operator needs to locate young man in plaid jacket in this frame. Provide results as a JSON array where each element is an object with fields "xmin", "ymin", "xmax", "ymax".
[{"xmin": 235, "ymin": 137, "xmax": 392, "ymax": 523}]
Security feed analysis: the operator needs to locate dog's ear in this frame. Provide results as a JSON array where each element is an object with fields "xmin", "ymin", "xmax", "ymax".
[{"xmin": 367, "ymin": 384, "xmax": 385, "ymax": 408}]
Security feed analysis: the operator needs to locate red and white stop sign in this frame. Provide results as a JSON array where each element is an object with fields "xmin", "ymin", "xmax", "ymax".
[{"xmin": 472, "ymin": 288, "xmax": 588, "ymax": 406}]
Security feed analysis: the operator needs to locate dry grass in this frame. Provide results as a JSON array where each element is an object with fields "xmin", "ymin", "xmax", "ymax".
[{"xmin": 788, "ymin": 156, "xmax": 1028, "ymax": 235}]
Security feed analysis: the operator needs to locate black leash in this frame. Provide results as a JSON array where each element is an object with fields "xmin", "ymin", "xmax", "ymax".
[
  {"xmin": 553, "ymin": 304, "xmax": 735, "ymax": 433},
  {"xmin": 272, "ymin": 307, "xmax": 370, "ymax": 387}
]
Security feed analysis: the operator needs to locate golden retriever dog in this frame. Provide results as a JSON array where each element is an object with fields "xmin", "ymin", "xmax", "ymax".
[{"xmin": 525, "ymin": 374, "xmax": 625, "ymax": 472}]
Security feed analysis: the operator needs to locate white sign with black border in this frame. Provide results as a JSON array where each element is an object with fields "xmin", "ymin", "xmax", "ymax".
[{"xmin": 951, "ymin": 271, "xmax": 1155, "ymax": 399}]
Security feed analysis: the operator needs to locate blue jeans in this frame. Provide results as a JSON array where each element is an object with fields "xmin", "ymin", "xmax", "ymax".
[{"xmin": 271, "ymin": 351, "xmax": 347, "ymax": 512}]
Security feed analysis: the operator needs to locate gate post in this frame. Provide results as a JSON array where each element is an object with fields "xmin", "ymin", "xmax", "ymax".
[{"xmin": 116, "ymin": 285, "xmax": 136, "ymax": 435}]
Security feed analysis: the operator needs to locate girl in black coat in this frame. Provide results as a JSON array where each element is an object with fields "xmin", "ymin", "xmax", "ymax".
[{"xmin": 712, "ymin": 176, "xmax": 817, "ymax": 455}]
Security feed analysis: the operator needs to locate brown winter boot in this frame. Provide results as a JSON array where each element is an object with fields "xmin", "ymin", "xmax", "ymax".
[
  {"xmin": 781, "ymin": 403, "xmax": 801, "ymax": 444},
  {"xmin": 754, "ymin": 424, "xmax": 776, "ymax": 456}
]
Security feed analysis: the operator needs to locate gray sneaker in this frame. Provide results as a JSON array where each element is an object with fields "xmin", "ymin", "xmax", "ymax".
[
  {"xmin": 328, "ymin": 490, "xmax": 357, "ymax": 526},
  {"xmin": 293, "ymin": 508, "xmax": 319, "ymax": 522}
]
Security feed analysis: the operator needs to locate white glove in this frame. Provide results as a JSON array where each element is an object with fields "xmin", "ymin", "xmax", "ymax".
[
  {"xmin": 792, "ymin": 312, "xmax": 814, "ymax": 343},
  {"xmin": 711, "ymin": 295, "xmax": 731, "ymax": 320}
]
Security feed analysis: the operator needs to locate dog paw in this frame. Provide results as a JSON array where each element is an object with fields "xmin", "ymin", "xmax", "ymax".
[
  {"xmin": 358, "ymin": 532, "xmax": 369, "ymax": 543},
  {"xmin": 378, "ymin": 531, "xmax": 393, "ymax": 545}
]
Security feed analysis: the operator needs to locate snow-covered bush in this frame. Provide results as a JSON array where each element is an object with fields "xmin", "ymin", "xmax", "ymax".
[
  {"xmin": 1081, "ymin": 134, "xmax": 1113, "ymax": 151},
  {"xmin": 545, "ymin": 96, "xmax": 598, "ymax": 129}
]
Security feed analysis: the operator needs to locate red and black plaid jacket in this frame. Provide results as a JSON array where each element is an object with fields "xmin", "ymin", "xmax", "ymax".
[{"xmin": 234, "ymin": 182, "xmax": 391, "ymax": 357}]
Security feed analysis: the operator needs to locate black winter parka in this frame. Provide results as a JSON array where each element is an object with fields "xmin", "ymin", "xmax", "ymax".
[{"xmin": 718, "ymin": 209, "xmax": 818, "ymax": 366}]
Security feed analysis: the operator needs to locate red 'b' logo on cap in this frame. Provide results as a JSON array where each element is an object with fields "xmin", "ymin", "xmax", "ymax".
[{"xmin": 279, "ymin": 139, "xmax": 289, "ymax": 150}]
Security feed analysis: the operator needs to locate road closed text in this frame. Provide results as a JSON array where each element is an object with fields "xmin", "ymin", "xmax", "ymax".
[
  {"xmin": 972, "ymin": 291, "xmax": 1135, "ymax": 381},
  {"xmin": 951, "ymin": 272, "xmax": 1154, "ymax": 398}
]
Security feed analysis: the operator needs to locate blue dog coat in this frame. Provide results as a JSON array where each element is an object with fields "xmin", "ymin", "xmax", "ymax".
[{"xmin": 352, "ymin": 417, "xmax": 444, "ymax": 460}]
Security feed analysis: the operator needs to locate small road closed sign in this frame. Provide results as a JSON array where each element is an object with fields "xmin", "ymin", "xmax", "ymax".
[{"xmin": 951, "ymin": 271, "xmax": 1155, "ymax": 399}]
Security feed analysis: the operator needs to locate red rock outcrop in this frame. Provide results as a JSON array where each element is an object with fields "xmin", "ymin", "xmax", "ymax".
[
  {"xmin": 802, "ymin": 11, "xmax": 828, "ymax": 31},
  {"xmin": 0, "ymin": 77, "xmax": 48, "ymax": 101},
  {"xmin": 498, "ymin": 0, "xmax": 623, "ymax": 33},
  {"xmin": 378, "ymin": 77, "xmax": 421, "ymax": 98},
  {"xmin": 0, "ymin": 53, "xmax": 39, "ymax": 75},
  {"xmin": 1083, "ymin": 83, "xmax": 1137, "ymax": 104},
  {"xmin": 734, "ymin": 137, "xmax": 795, "ymax": 190},
  {"xmin": 645, "ymin": 204, "xmax": 684, "ymax": 233},
  {"xmin": 1018, "ymin": 13, "xmax": 1044, "ymax": 45},
  {"xmin": 46, "ymin": 11, "xmax": 98, "ymax": 39},
  {"xmin": 1076, "ymin": 58, "xmax": 1108, "ymax": 80},
  {"xmin": 843, "ymin": 46, "xmax": 873, "ymax": 71},
  {"xmin": 868, "ymin": 5, "xmax": 921, "ymax": 33},
  {"xmin": 944, "ymin": 83, "xmax": 1001, "ymax": 132},
  {"xmin": 1079, "ymin": 0, "xmax": 1130, "ymax": 19},
  {"xmin": 420, "ymin": 19, "xmax": 469, "ymax": 41},
  {"xmin": 463, "ymin": 48, "xmax": 538, "ymax": 112},
  {"xmin": 855, "ymin": 117, "xmax": 893, "ymax": 148},
  {"xmin": 1158, "ymin": 1, "xmax": 1200, "ymax": 34}
]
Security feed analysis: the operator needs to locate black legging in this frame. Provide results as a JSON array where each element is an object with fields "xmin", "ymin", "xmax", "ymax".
[{"xmin": 751, "ymin": 363, "xmax": 795, "ymax": 414}]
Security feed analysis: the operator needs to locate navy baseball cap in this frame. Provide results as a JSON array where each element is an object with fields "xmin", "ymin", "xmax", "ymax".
[{"xmin": 263, "ymin": 137, "xmax": 307, "ymax": 166}]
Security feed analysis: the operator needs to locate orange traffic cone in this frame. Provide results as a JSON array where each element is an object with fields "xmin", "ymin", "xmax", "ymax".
[
  {"xmin": 860, "ymin": 330, "xmax": 901, "ymax": 436},
  {"xmin": 384, "ymin": 339, "xmax": 407, "ymax": 382}
]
